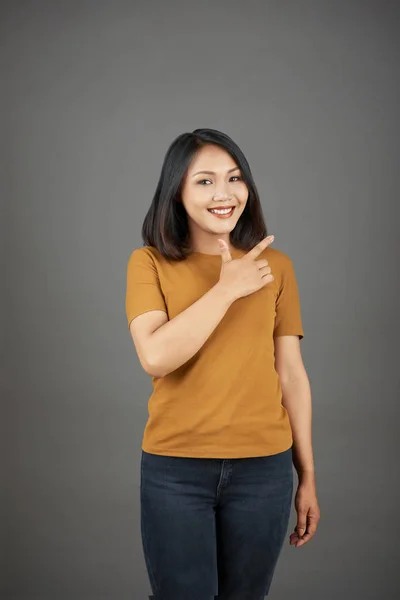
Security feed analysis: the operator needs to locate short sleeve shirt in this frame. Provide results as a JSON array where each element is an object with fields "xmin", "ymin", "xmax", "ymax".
[{"xmin": 126, "ymin": 245, "xmax": 304, "ymax": 458}]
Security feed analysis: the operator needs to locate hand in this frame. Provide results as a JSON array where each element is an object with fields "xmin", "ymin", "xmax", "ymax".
[
  {"xmin": 289, "ymin": 480, "xmax": 321, "ymax": 548},
  {"xmin": 217, "ymin": 235, "xmax": 275, "ymax": 302}
]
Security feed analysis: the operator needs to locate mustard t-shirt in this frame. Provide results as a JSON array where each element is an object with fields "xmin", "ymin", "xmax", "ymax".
[{"xmin": 125, "ymin": 245, "xmax": 304, "ymax": 459}]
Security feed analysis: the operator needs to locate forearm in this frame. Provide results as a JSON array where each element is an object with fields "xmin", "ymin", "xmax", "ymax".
[
  {"xmin": 148, "ymin": 283, "xmax": 235, "ymax": 377},
  {"xmin": 281, "ymin": 374, "xmax": 315, "ymax": 483}
]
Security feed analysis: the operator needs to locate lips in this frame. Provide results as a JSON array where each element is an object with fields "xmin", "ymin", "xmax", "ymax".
[
  {"xmin": 207, "ymin": 206, "xmax": 236, "ymax": 218},
  {"xmin": 207, "ymin": 206, "xmax": 235, "ymax": 211}
]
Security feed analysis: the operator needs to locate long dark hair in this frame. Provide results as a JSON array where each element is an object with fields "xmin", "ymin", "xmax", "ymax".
[{"xmin": 141, "ymin": 128, "xmax": 268, "ymax": 260}]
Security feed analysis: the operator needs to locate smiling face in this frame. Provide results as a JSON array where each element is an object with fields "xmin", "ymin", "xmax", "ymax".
[{"xmin": 180, "ymin": 144, "xmax": 249, "ymax": 254}]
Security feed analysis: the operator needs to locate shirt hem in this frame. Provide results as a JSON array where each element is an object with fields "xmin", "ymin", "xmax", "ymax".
[{"xmin": 141, "ymin": 440, "xmax": 293, "ymax": 459}]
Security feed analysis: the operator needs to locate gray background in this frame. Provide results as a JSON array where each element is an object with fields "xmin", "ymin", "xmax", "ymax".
[{"xmin": 2, "ymin": 0, "xmax": 399, "ymax": 598}]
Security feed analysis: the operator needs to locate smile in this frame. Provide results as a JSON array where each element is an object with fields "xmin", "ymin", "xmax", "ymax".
[{"xmin": 207, "ymin": 207, "xmax": 235, "ymax": 217}]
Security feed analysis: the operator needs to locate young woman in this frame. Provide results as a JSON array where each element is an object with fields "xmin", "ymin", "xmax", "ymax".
[{"xmin": 125, "ymin": 128, "xmax": 320, "ymax": 599}]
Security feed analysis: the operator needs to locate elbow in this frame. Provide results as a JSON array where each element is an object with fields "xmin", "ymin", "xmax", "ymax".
[
  {"xmin": 143, "ymin": 355, "xmax": 167, "ymax": 379},
  {"xmin": 134, "ymin": 343, "xmax": 165, "ymax": 378},
  {"xmin": 145, "ymin": 365, "xmax": 166, "ymax": 378}
]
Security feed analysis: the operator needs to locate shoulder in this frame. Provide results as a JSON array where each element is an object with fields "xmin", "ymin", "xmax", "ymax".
[
  {"xmin": 127, "ymin": 245, "xmax": 161, "ymax": 266},
  {"xmin": 260, "ymin": 246, "xmax": 298, "ymax": 293},
  {"xmin": 260, "ymin": 246, "xmax": 294, "ymax": 268}
]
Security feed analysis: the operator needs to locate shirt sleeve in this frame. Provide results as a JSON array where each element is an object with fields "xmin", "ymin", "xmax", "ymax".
[
  {"xmin": 273, "ymin": 257, "xmax": 304, "ymax": 340},
  {"xmin": 125, "ymin": 248, "xmax": 168, "ymax": 330}
]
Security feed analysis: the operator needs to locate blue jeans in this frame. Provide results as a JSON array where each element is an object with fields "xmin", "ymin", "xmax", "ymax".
[{"xmin": 140, "ymin": 445, "xmax": 294, "ymax": 600}]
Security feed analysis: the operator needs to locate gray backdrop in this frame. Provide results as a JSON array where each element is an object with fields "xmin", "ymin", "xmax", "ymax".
[{"xmin": 2, "ymin": 1, "xmax": 399, "ymax": 598}]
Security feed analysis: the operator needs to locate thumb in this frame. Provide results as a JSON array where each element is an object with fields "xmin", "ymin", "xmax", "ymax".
[
  {"xmin": 218, "ymin": 239, "xmax": 232, "ymax": 264},
  {"xmin": 296, "ymin": 522, "xmax": 306, "ymax": 538}
]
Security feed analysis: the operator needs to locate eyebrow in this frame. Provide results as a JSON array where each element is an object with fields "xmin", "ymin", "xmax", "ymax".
[{"xmin": 191, "ymin": 167, "xmax": 241, "ymax": 177}]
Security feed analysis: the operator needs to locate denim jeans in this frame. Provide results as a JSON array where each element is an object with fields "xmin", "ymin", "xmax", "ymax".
[{"xmin": 140, "ymin": 445, "xmax": 294, "ymax": 600}]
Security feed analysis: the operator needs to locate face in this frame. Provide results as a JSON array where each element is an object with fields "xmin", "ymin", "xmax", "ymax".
[{"xmin": 180, "ymin": 144, "xmax": 249, "ymax": 253}]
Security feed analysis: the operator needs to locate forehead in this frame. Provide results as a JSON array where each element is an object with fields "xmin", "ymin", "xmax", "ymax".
[{"xmin": 187, "ymin": 144, "xmax": 239, "ymax": 173}]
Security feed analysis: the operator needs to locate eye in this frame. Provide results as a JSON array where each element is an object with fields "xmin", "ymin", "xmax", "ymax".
[{"xmin": 197, "ymin": 176, "xmax": 243, "ymax": 185}]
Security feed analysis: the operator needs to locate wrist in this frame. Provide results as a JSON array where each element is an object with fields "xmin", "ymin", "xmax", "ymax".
[
  {"xmin": 296, "ymin": 469, "xmax": 316, "ymax": 484},
  {"xmin": 213, "ymin": 281, "xmax": 237, "ymax": 307}
]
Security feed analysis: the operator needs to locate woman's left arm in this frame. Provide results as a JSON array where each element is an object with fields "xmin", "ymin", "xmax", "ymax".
[
  {"xmin": 274, "ymin": 334, "xmax": 321, "ymax": 547},
  {"xmin": 274, "ymin": 335, "xmax": 314, "ymax": 481}
]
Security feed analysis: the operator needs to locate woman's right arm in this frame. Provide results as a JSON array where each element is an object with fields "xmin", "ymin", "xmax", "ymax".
[
  {"xmin": 129, "ymin": 282, "xmax": 235, "ymax": 378},
  {"xmin": 127, "ymin": 236, "xmax": 274, "ymax": 378}
]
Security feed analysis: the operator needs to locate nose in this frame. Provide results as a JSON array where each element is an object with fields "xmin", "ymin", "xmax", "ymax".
[{"xmin": 213, "ymin": 191, "xmax": 233, "ymax": 201}]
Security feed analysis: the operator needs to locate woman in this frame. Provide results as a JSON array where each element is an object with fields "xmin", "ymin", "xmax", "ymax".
[{"xmin": 125, "ymin": 128, "xmax": 320, "ymax": 599}]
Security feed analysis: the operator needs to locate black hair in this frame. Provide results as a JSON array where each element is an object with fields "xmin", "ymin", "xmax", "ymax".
[{"xmin": 141, "ymin": 128, "xmax": 268, "ymax": 260}]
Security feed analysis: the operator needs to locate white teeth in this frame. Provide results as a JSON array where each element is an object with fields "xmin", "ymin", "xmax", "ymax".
[{"xmin": 209, "ymin": 208, "xmax": 234, "ymax": 214}]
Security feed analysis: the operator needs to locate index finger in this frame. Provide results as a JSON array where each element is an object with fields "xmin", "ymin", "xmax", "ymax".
[
  {"xmin": 244, "ymin": 235, "xmax": 275, "ymax": 260},
  {"xmin": 296, "ymin": 520, "xmax": 318, "ymax": 546},
  {"xmin": 295, "ymin": 532, "xmax": 313, "ymax": 547}
]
